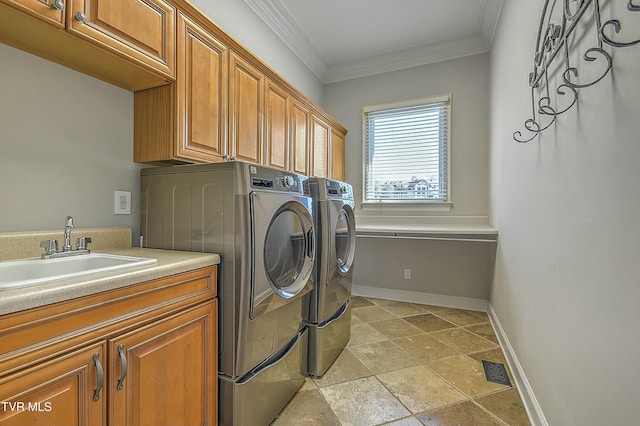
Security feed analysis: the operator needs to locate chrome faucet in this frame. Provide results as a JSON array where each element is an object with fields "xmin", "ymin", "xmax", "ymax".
[
  {"xmin": 63, "ymin": 215, "xmax": 74, "ymax": 252},
  {"xmin": 39, "ymin": 216, "xmax": 92, "ymax": 258}
]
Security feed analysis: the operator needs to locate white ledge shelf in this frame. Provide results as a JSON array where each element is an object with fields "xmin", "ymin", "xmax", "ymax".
[{"xmin": 356, "ymin": 224, "xmax": 498, "ymax": 243}]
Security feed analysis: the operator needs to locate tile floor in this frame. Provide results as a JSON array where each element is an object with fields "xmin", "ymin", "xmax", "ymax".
[{"xmin": 273, "ymin": 296, "xmax": 531, "ymax": 425}]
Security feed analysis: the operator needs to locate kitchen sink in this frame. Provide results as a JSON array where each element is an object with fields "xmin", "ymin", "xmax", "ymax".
[{"xmin": 0, "ymin": 253, "xmax": 157, "ymax": 290}]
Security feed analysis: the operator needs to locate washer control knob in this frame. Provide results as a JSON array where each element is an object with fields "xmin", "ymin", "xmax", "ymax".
[
  {"xmin": 339, "ymin": 185, "xmax": 348, "ymax": 194},
  {"xmin": 283, "ymin": 175, "xmax": 295, "ymax": 188}
]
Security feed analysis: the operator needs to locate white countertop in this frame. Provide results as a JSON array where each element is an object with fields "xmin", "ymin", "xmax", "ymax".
[{"xmin": 0, "ymin": 248, "xmax": 220, "ymax": 316}]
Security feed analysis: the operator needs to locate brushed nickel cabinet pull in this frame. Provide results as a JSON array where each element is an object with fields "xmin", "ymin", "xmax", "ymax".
[
  {"xmin": 51, "ymin": 0, "xmax": 64, "ymax": 10},
  {"xmin": 93, "ymin": 353, "xmax": 104, "ymax": 402},
  {"xmin": 75, "ymin": 11, "xmax": 87, "ymax": 22},
  {"xmin": 116, "ymin": 344, "xmax": 127, "ymax": 390}
]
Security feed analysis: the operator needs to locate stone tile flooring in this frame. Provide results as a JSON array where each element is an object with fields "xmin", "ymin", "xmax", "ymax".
[{"xmin": 272, "ymin": 296, "xmax": 531, "ymax": 425}]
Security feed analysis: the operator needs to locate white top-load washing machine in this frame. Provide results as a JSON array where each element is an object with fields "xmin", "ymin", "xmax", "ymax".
[
  {"xmin": 304, "ymin": 178, "xmax": 356, "ymax": 377},
  {"xmin": 141, "ymin": 162, "xmax": 315, "ymax": 425}
]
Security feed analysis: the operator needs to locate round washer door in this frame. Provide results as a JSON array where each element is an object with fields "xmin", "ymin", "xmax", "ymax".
[{"xmin": 251, "ymin": 192, "xmax": 315, "ymax": 319}]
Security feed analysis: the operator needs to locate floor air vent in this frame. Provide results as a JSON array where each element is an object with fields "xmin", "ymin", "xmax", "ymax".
[{"xmin": 482, "ymin": 360, "xmax": 512, "ymax": 386}]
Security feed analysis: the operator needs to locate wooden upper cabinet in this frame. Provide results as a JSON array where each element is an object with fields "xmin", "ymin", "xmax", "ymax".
[
  {"xmin": 0, "ymin": 342, "xmax": 107, "ymax": 426},
  {"xmin": 331, "ymin": 127, "xmax": 345, "ymax": 181},
  {"xmin": 311, "ymin": 114, "xmax": 330, "ymax": 178},
  {"xmin": 229, "ymin": 53, "xmax": 264, "ymax": 164},
  {"xmin": 264, "ymin": 79, "xmax": 289, "ymax": 171},
  {"xmin": 0, "ymin": 0, "xmax": 175, "ymax": 90},
  {"xmin": 176, "ymin": 12, "xmax": 228, "ymax": 162},
  {"xmin": 134, "ymin": 13, "xmax": 228, "ymax": 164},
  {"xmin": 290, "ymin": 98, "xmax": 310, "ymax": 176},
  {"xmin": 1, "ymin": 0, "xmax": 65, "ymax": 27},
  {"xmin": 66, "ymin": 0, "xmax": 175, "ymax": 78}
]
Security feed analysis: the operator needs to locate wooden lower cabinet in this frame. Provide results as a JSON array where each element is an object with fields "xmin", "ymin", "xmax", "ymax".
[
  {"xmin": 0, "ymin": 266, "xmax": 218, "ymax": 426},
  {"xmin": 109, "ymin": 301, "xmax": 217, "ymax": 426},
  {"xmin": 0, "ymin": 343, "xmax": 107, "ymax": 426}
]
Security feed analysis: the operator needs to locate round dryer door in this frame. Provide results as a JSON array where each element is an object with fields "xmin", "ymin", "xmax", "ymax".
[
  {"xmin": 251, "ymin": 192, "xmax": 315, "ymax": 319},
  {"xmin": 334, "ymin": 203, "xmax": 356, "ymax": 275}
]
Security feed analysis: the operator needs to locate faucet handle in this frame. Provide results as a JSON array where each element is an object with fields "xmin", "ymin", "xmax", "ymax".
[
  {"xmin": 40, "ymin": 239, "xmax": 59, "ymax": 256},
  {"xmin": 65, "ymin": 216, "xmax": 74, "ymax": 228},
  {"xmin": 76, "ymin": 236, "xmax": 92, "ymax": 251}
]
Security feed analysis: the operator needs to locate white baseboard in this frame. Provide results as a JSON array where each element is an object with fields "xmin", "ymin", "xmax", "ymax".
[
  {"xmin": 487, "ymin": 303, "xmax": 548, "ymax": 426},
  {"xmin": 352, "ymin": 284, "xmax": 488, "ymax": 312}
]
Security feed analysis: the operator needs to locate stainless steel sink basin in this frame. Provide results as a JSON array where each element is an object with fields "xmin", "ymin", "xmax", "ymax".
[{"xmin": 0, "ymin": 253, "xmax": 157, "ymax": 290}]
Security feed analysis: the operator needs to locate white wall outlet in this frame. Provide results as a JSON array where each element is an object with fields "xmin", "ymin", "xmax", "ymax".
[
  {"xmin": 114, "ymin": 190, "xmax": 131, "ymax": 215},
  {"xmin": 404, "ymin": 268, "xmax": 411, "ymax": 279}
]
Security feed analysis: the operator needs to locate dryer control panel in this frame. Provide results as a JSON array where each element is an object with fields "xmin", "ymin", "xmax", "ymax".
[
  {"xmin": 249, "ymin": 164, "xmax": 307, "ymax": 194},
  {"xmin": 325, "ymin": 179, "xmax": 354, "ymax": 201}
]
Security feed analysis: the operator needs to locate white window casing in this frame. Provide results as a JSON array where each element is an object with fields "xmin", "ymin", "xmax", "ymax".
[{"xmin": 362, "ymin": 94, "xmax": 452, "ymax": 208}]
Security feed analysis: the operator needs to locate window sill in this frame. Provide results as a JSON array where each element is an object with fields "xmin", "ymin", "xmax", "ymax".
[{"xmin": 360, "ymin": 201, "xmax": 453, "ymax": 213}]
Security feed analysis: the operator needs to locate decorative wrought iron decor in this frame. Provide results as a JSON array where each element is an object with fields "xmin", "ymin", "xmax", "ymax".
[{"xmin": 513, "ymin": 0, "xmax": 640, "ymax": 143}]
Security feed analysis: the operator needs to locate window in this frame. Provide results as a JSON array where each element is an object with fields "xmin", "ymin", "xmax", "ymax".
[{"xmin": 363, "ymin": 94, "xmax": 451, "ymax": 204}]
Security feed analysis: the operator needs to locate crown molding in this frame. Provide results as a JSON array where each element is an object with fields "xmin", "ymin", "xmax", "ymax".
[{"xmin": 243, "ymin": 0, "xmax": 503, "ymax": 83}]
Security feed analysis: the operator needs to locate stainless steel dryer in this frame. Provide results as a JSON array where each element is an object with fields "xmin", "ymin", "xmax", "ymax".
[
  {"xmin": 140, "ymin": 162, "xmax": 315, "ymax": 425},
  {"xmin": 304, "ymin": 178, "xmax": 356, "ymax": 377}
]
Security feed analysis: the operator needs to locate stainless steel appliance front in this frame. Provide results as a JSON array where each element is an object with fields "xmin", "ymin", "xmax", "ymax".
[
  {"xmin": 141, "ymin": 162, "xmax": 315, "ymax": 425},
  {"xmin": 304, "ymin": 178, "xmax": 356, "ymax": 377}
]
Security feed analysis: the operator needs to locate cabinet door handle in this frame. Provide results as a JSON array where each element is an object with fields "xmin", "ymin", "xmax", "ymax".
[
  {"xmin": 116, "ymin": 344, "xmax": 128, "ymax": 390},
  {"xmin": 74, "ymin": 11, "xmax": 87, "ymax": 22},
  {"xmin": 93, "ymin": 353, "xmax": 104, "ymax": 402},
  {"xmin": 51, "ymin": 0, "xmax": 64, "ymax": 10}
]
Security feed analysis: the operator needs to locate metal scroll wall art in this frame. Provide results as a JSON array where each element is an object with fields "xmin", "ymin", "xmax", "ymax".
[{"xmin": 513, "ymin": 0, "xmax": 640, "ymax": 143}]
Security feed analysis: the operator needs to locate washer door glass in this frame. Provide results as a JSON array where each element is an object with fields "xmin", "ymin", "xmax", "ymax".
[
  {"xmin": 265, "ymin": 208, "xmax": 311, "ymax": 293},
  {"xmin": 334, "ymin": 204, "xmax": 355, "ymax": 274}
]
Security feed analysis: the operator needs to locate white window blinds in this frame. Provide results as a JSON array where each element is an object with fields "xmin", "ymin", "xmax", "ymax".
[{"xmin": 363, "ymin": 95, "xmax": 451, "ymax": 203}]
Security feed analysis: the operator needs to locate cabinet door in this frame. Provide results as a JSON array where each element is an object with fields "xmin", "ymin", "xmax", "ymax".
[
  {"xmin": 67, "ymin": 0, "xmax": 175, "ymax": 78},
  {"xmin": 176, "ymin": 13, "xmax": 228, "ymax": 162},
  {"xmin": 331, "ymin": 128, "xmax": 345, "ymax": 181},
  {"xmin": 229, "ymin": 53, "xmax": 264, "ymax": 164},
  {"xmin": 290, "ymin": 98, "xmax": 310, "ymax": 176},
  {"xmin": 1, "ymin": 0, "xmax": 65, "ymax": 27},
  {"xmin": 109, "ymin": 301, "xmax": 217, "ymax": 426},
  {"xmin": 0, "ymin": 343, "xmax": 106, "ymax": 426},
  {"xmin": 311, "ymin": 114, "xmax": 330, "ymax": 178},
  {"xmin": 264, "ymin": 79, "xmax": 289, "ymax": 170}
]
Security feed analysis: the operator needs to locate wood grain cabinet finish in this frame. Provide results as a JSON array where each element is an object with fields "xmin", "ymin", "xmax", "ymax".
[
  {"xmin": 290, "ymin": 98, "xmax": 310, "ymax": 176},
  {"xmin": 311, "ymin": 114, "xmax": 330, "ymax": 178},
  {"xmin": 0, "ymin": 343, "xmax": 107, "ymax": 426},
  {"xmin": 0, "ymin": 266, "xmax": 217, "ymax": 426},
  {"xmin": 109, "ymin": 302, "xmax": 217, "ymax": 426},
  {"xmin": 331, "ymin": 127, "xmax": 346, "ymax": 181},
  {"xmin": 264, "ymin": 79, "xmax": 289, "ymax": 171},
  {"xmin": 310, "ymin": 114, "xmax": 346, "ymax": 180},
  {"xmin": 134, "ymin": 12, "xmax": 228, "ymax": 163},
  {"xmin": 0, "ymin": 0, "xmax": 65, "ymax": 27},
  {"xmin": 229, "ymin": 52, "xmax": 264, "ymax": 164},
  {"xmin": 0, "ymin": 0, "xmax": 175, "ymax": 90},
  {"xmin": 67, "ymin": 0, "xmax": 175, "ymax": 78}
]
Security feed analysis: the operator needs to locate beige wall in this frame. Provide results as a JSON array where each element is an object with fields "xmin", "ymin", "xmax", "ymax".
[
  {"xmin": 324, "ymin": 54, "xmax": 493, "ymax": 304},
  {"xmin": 324, "ymin": 53, "xmax": 490, "ymax": 221},
  {"xmin": 0, "ymin": 43, "xmax": 141, "ymax": 238},
  {"xmin": 490, "ymin": 1, "xmax": 640, "ymax": 424}
]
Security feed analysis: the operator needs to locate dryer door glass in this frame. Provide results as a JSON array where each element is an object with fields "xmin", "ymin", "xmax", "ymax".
[
  {"xmin": 264, "ymin": 203, "xmax": 314, "ymax": 294},
  {"xmin": 335, "ymin": 204, "xmax": 355, "ymax": 275}
]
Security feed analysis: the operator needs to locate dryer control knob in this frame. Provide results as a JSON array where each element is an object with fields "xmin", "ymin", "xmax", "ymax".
[
  {"xmin": 283, "ymin": 175, "xmax": 295, "ymax": 188},
  {"xmin": 339, "ymin": 185, "xmax": 348, "ymax": 194}
]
